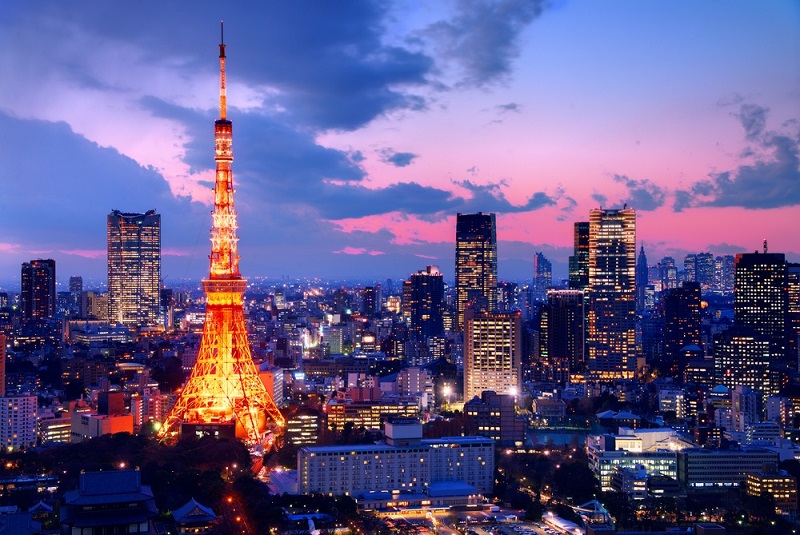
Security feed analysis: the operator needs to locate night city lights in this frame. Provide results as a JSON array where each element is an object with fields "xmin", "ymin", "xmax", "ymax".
[{"xmin": 0, "ymin": 3, "xmax": 798, "ymax": 535}]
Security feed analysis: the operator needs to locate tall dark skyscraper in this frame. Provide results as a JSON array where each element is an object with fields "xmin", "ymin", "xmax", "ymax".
[
  {"xmin": 20, "ymin": 259, "xmax": 56, "ymax": 320},
  {"xmin": 569, "ymin": 221, "xmax": 589, "ymax": 290},
  {"xmin": 663, "ymin": 281, "xmax": 701, "ymax": 378},
  {"xmin": 107, "ymin": 210, "xmax": 161, "ymax": 326},
  {"xmin": 539, "ymin": 289, "xmax": 585, "ymax": 381},
  {"xmin": 406, "ymin": 265, "xmax": 445, "ymax": 340},
  {"xmin": 361, "ymin": 286, "xmax": 378, "ymax": 317},
  {"xmin": 532, "ymin": 252, "xmax": 552, "ymax": 303},
  {"xmin": 587, "ymin": 207, "xmax": 637, "ymax": 378},
  {"xmin": 455, "ymin": 212, "xmax": 497, "ymax": 331},
  {"xmin": 734, "ymin": 251, "xmax": 787, "ymax": 360},
  {"xmin": 635, "ymin": 245, "xmax": 648, "ymax": 313}
]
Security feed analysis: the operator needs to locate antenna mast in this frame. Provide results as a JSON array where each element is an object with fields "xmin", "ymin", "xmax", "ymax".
[{"xmin": 219, "ymin": 20, "xmax": 227, "ymax": 120}]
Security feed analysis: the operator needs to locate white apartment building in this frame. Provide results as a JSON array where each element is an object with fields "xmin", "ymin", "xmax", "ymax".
[
  {"xmin": 0, "ymin": 395, "xmax": 37, "ymax": 451},
  {"xmin": 298, "ymin": 420, "xmax": 493, "ymax": 497}
]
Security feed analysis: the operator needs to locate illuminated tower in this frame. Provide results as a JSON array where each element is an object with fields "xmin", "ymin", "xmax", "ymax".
[
  {"xmin": 160, "ymin": 25, "xmax": 284, "ymax": 444},
  {"xmin": 20, "ymin": 259, "xmax": 56, "ymax": 320},
  {"xmin": 463, "ymin": 310, "xmax": 521, "ymax": 401},
  {"xmin": 107, "ymin": 210, "xmax": 161, "ymax": 326},
  {"xmin": 587, "ymin": 207, "xmax": 637, "ymax": 378},
  {"xmin": 734, "ymin": 250, "xmax": 787, "ymax": 361},
  {"xmin": 455, "ymin": 212, "xmax": 497, "ymax": 331}
]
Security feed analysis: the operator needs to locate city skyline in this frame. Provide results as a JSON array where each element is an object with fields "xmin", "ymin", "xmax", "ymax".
[{"xmin": 0, "ymin": 1, "xmax": 798, "ymax": 285}]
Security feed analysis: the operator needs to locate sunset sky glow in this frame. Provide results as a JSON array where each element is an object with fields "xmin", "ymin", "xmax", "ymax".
[{"xmin": 0, "ymin": 1, "xmax": 798, "ymax": 286}]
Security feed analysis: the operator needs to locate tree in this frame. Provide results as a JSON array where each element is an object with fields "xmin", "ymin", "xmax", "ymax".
[{"xmin": 552, "ymin": 462, "xmax": 600, "ymax": 504}]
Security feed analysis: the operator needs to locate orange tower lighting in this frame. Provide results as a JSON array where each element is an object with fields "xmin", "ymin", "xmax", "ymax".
[{"xmin": 159, "ymin": 23, "xmax": 285, "ymax": 444}]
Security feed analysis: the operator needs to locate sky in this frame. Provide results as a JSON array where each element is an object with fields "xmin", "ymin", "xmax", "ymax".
[{"xmin": 0, "ymin": 1, "xmax": 798, "ymax": 289}]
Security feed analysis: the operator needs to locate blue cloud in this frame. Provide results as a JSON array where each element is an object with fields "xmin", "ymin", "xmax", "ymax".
[{"xmin": 380, "ymin": 149, "xmax": 418, "ymax": 167}]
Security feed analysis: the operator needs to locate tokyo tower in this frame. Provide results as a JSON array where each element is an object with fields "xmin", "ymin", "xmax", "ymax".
[{"xmin": 159, "ymin": 24, "xmax": 285, "ymax": 444}]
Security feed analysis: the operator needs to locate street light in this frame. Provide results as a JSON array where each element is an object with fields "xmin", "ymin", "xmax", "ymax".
[{"xmin": 442, "ymin": 384, "xmax": 452, "ymax": 411}]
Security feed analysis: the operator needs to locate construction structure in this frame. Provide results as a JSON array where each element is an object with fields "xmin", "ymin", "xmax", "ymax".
[{"xmin": 159, "ymin": 24, "xmax": 285, "ymax": 445}]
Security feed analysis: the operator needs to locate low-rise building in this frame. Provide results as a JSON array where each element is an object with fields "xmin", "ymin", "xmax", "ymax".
[
  {"xmin": 677, "ymin": 447, "xmax": 779, "ymax": 491},
  {"xmin": 297, "ymin": 419, "xmax": 493, "ymax": 503},
  {"xmin": 59, "ymin": 469, "xmax": 157, "ymax": 535},
  {"xmin": 745, "ymin": 464, "xmax": 797, "ymax": 516}
]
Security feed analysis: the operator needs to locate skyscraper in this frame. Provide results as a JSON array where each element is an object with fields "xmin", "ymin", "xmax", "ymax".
[
  {"xmin": 663, "ymin": 281, "xmax": 701, "ymax": 378},
  {"xmin": 714, "ymin": 255, "xmax": 735, "ymax": 293},
  {"xmin": 714, "ymin": 327, "xmax": 773, "ymax": 398},
  {"xmin": 539, "ymin": 289, "xmax": 585, "ymax": 381},
  {"xmin": 587, "ymin": 207, "xmax": 637, "ymax": 378},
  {"xmin": 684, "ymin": 254, "xmax": 697, "ymax": 283},
  {"xmin": 734, "ymin": 251, "xmax": 787, "ymax": 360},
  {"xmin": 159, "ymin": 27, "xmax": 284, "ymax": 444},
  {"xmin": 406, "ymin": 265, "xmax": 445, "ymax": 341},
  {"xmin": 569, "ymin": 221, "xmax": 590, "ymax": 291},
  {"xmin": 20, "ymin": 259, "xmax": 56, "ymax": 320},
  {"xmin": 635, "ymin": 245, "xmax": 648, "ymax": 313},
  {"xmin": 659, "ymin": 257, "xmax": 677, "ymax": 291},
  {"xmin": 463, "ymin": 310, "xmax": 521, "ymax": 401},
  {"xmin": 532, "ymin": 252, "xmax": 552, "ymax": 303},
  {"xmin": 695, "ymin": 252, "xmax": 714, "ymax": 289},
  {"xmin": 107, "ymin": 210, "xmax": 161, "ymax": 326},
  {"xmin": 455, "ymin": 212, "xmax": 497, "ymax": 331}
]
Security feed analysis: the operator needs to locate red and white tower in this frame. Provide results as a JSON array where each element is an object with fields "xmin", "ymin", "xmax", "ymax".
[{"xmin": 160, "ymin": 24, "xmax": 285, "ymax": 444}]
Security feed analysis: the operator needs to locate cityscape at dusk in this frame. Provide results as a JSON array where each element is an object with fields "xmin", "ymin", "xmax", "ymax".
[
  {"xmin": 0, "ymin": 1, "xmax": 798, "ymax": 284},
  {"xmin": 1, "ymin": 2, "xmax": 800, "ymax": 535}
]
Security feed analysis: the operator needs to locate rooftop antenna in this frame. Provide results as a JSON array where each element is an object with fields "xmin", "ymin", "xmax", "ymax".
[
  {"xmin": 763, "ymin": 239, "xmax": 768, "ymax": 254},
  {"xmin": 219, "ymin": 20, "xmax": 226, "ymax": 120}
]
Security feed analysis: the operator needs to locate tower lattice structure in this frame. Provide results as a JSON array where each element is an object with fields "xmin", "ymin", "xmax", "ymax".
[{"xmin": 160, "ymin": 25, "xmax": 285, "ymax": 444}]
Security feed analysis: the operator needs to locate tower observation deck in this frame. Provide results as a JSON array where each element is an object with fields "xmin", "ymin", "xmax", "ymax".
[{"xmin": 159, "ymin": 24, "xmax": 285, "ymax": 445}]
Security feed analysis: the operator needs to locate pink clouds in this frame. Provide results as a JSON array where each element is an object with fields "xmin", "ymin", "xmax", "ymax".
[
  {"xmin": 57, "ymin": 249, "xmax": 106, "ymax": 259},
  {"xmin": 332, "ymin": 247, "xmax": 386, "ymax": 256}
]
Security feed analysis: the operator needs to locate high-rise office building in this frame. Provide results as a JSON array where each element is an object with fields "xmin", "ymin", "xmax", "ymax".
[
  {"xmin": 539, "ymin": 289, "xmax": 585, "ymax": 381},
  {"xmin": 587, "ymin": 208, "xmax": 637, "ymax": 378},
  {"xmin": 714, "ymin": 255, "xmax": 735, "ymax": 293},
  {"xmin": 406, "ymin": 265, "xmax": 445, "ymax": 341},
  {"xmin": 787, "ymin": 263, "xmax": 800, "ymax": 363},
  {"xmin": 69, "ymin": 276, "xmax": 83, "ymax": 294},
  {"xmin": 361, "ymin": 286, "xmax": 378, "ymax": 317},
  {"xmin": 532, "ymin": 252, "xmax": 552, "ymax": 303},
  {"xmin": 107, "ymin": 210, "xmax": 161, "ymax": 326},
  {"xmin": 714, "ymin": 326, "xmax": 773, "ymax": 398},
  {"xmin": 463, "ymin": 310, "xmax": 521, "ymax": 401},
  {"xmin": 635, "ymin": 245, "xmax": 648, "ymax": 313},
  {"xmin": 0, "ymin": 333, "xmax": 5, "ymax": 397},
  {"xmin": 569, "ymin": 221, "xmax": 590, "ymax": 291},
  {"xmin": 20, "ymin": 259, "xmax": 56, "ymax": 320},
  {"xmin": 696, "ymin": 253, "xmax": 714, "ymax": 289},
  {"xmin": 659, "ymin": 257, "xmax": 677, "ymax": 291},
  {"xmin": 455, "ymin": 212, "xmax": 497, "ymax": 331},
  {"xmin": 684, "ymin": 254, "xmax": 697, "ymax": 284},
  {"xmin": 734, "ymin": 251, "xmax": 787, "ymax": 360},
  {"xmin": 663, "ymin": 281, "xmax": 701, "ymax": 378},
  {"xmin": 497, "ymin": 281, "xmax": 519, "ymax": 312}
]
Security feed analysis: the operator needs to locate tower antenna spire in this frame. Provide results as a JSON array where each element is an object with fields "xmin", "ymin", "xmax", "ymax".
[{"xmin": 219, "ymin": 20, "xmax": 227, "ymax": 120}]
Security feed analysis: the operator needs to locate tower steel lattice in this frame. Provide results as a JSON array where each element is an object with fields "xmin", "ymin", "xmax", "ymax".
[{"xmin": 159, "ymin": 24, "xmax": 285, "ymax": 444}]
